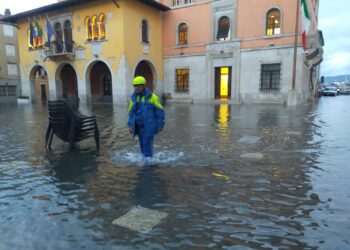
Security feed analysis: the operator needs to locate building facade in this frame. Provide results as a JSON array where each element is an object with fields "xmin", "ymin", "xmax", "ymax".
[
  {"xmin": 1, "ymin": 0, "xmax": 169, "ymax": 104},
  {"xmin": 1, "ymin": 0, "xmax": 323, "ymax": 105},
  {"xmin": 160, "ymin": 0, "xmax": 323, "ymax": 105},
  {"xmin": 0, "ymin": 14, "xmax": 21, "ymax": 102}
]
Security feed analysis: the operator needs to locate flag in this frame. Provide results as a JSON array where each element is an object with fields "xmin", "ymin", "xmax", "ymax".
[
  {"xmin": 45, "ymin": 17, "xmax": 56, "ymax": 47},
  {"xmin": 35, "ymin": 21, "xmax": 43, "ymax": 46},
  {"xmin": 300, "ymin": 0, "xmax": 311, "ymax": 50},
  {"xmin": 29, "ymin": 21, "xmax": 35, "ymax": 47}
]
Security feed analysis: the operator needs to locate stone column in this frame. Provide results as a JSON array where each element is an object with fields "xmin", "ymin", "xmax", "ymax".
[{"xmin": 77, "ymin": 78, "xmax": 89, "ymax": 104}]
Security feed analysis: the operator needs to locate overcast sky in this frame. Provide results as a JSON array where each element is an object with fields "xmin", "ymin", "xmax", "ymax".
[{"xmin": 0, "ymin": 0, "xmax": 349, "ymax": 77}]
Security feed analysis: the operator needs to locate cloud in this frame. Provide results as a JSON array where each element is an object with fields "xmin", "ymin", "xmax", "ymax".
[
  {"xmin": 322, "ymin": 51, "xmax": 350, "ymax": 76},
  {"xmin": 319, "ymin": 1, "xmax": 350, "ymax": 76}
]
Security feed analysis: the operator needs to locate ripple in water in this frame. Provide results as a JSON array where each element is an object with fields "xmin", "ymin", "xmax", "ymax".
[{"xmin": 109, "ymin": 149, "xmax": 185, "ymax": 166}]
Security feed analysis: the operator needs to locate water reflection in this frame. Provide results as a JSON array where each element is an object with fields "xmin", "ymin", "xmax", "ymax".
[
  {"xmin": 134, "ymin": 165, "xmax": 168, "ymax": 207},
  {"xmin": 0, "ymin": 99, "xmax": 350, "ymax": 249},
  {"xmin": 48, "ymin": 149, "xmax": 98, "ymax": 183}
]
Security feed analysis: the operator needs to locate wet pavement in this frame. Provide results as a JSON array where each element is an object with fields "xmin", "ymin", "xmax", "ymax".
[{"xmin": 0, "ymin": 96, "xmax": 350, "ymax": 249}]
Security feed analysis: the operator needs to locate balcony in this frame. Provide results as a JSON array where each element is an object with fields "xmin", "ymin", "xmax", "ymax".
[{"xmin": 44, "ymin": 40, "xmax": 75, "ymax": 60}]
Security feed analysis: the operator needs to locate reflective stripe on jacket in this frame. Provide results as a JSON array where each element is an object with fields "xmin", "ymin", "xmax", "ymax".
[{"xmin": 128, "ymin": 88, "xmax": 165, "ymax": 137}]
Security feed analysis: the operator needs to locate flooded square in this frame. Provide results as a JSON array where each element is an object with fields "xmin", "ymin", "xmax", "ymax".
[{"xmin": 1, "ymin": 96, "xmax": 350, "ymax": 249}]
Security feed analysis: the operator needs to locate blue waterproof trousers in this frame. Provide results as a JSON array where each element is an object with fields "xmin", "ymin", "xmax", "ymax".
[{"xmin": 136, "ymin": 125, "xmax": 154, "ymax": 157}]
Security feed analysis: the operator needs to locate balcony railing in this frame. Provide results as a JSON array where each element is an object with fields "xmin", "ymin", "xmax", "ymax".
[{"xmin": 44, "ymin": 40, "xmax": 75, "ymax": 58}]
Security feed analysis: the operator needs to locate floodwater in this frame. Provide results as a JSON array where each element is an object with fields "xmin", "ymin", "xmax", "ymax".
[{"xmin": 0, "ymin": 96, "xmax": 350, "ymax": 249}]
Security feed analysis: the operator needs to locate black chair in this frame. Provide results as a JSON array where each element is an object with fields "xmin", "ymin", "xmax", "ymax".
[{"xmin": 45, "ymin": 99, "xmax": 99, "ymax": 151}]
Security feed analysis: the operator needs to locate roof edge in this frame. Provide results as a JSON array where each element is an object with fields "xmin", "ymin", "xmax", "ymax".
[
  {"xmin": 137, "ymin": 0, "xmax": 170, "ymax": 11},
  {"xmin": 0, "ymin": 0, "xmax": 169, "ymax": 23}
]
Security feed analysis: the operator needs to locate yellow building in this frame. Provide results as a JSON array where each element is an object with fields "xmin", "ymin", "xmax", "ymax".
[{"xmin": 2, "ymin": 0, "xmax": 169, "ymax": 103}]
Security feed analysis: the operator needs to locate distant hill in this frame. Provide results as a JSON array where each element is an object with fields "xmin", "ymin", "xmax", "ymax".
[{"xmin": 324, "ymin": 74, "xmax": 350, "ymax": 83}]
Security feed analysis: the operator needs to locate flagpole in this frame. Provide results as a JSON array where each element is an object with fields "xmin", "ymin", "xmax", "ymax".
[
  {"xmin": 39, "ymin": 14, "xmax": 48, "ymax": 44},
  {"xmin": 292, "ymin": 0, "xmax": 300, "ymax": 91}
]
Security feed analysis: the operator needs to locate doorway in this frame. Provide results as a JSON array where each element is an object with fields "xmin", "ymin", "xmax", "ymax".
[
  {"xmin": 215, "ymin": 67, "xmax": 231, "ymax": 99},
  {"xmin": 89, "ymin": 61, "xmax": 113, "ymax": 103},
  {"xmin": 135, "ymin": 60, "xmax": 154, "ymax": 91},
  {"xmin": 40, "ymin": 84, "xmax": 47, "ymax": 100},
  {"xmin": 60, "ymin": 64, "xmax": 78, "ymax": 99}
]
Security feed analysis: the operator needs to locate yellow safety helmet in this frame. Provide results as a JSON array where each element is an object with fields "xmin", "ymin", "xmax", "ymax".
[{"xmin": 133, "ymin": 76, "xmax": 146, "ymax": 85}]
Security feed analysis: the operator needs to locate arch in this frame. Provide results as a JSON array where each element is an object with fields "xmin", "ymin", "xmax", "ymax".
[
  {"xmin": 134, "ymin": 60, "xmax": 158, "ymax": 92},
  {"xmin": 28, "ymin": 64, "xmax": 49, "ymax": 102},
  {"xmin": 83, "ymin": 58, "xmax": 114, "ymax": 81},
  {"xmin": 265, "ymin": 7, "xmax": 281, "ymax": 36},
  {"xmin": 55, "ymin": 63, "xmax": 78, "ymax": 100},
  {"xmin": 217, "ymin": 16, "xmax": 230, "ymax": 41},
  {"xmin": 178, "ymin": 22, "xmax": 188, "ymax": 45},
  {"xmin": 88, "ymin": 60, "xmax": 113, "ymax": 103}
]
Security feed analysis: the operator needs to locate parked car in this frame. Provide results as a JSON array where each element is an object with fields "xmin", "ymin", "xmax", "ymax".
[
  {"xmin": 340, "ymin": 89, "xmax": 350, "ymax": 95},
  {"xmin": 322, "ymin": 87, "xmax": 338, "ymax": 96}
]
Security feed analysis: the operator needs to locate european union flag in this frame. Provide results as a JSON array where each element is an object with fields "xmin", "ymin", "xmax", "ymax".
[
  {"xmin": 29, "ymin": 21, "xmax": 35, "ymax": 47},
  {"xmin": 45, "ymin": 17, "xmax": 56, "ymax": 47}
]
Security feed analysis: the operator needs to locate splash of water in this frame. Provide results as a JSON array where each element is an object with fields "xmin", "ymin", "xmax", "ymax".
[{"xmin": 109, "ymin": 148, "xmax": 184, "ymax": 166}]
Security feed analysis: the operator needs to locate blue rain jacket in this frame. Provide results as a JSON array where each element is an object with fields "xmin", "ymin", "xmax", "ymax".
[{"xmin": 128, "ymin": 88, "xmax": 165, "ymax": 137}]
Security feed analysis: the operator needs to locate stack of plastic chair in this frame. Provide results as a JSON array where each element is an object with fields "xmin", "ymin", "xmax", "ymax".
[{"xmin": 45, "ymin": 99, "xmax": 99, "ymax": 151}]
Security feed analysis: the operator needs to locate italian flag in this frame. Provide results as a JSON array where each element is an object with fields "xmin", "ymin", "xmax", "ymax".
[{"xmin": 300, "ymin": 0, "xmax": 311, "ymax": 50}]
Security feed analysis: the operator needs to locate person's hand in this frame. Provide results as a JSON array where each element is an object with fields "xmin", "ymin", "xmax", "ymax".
[{"xmin": 128, "ymin": 127, "xmax": 132, "ymax": 134}]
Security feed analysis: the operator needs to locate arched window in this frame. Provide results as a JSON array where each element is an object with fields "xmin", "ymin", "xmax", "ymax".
[
  {"xmin": 142, "ymin": 19, "xmax": 149, "ymax": 43},
  {"xmin": 54, "ymin": 22, "xmax": 63, "ymax": 53},
  {"xmin": 92, "ymin": 15, "xmax": 99, "ymax": 40},
  {"xmin": 216, "ymin": 16, "xmax": 230, "ymax": 41},
  {"xmin": 266, "ymin": 9, "xmax": 281, "ymax": 36},
  {"xmin": 99, "ymin": 14, "xmax": 106, "ymax": 39},
  {"xmin": 178, "ymin": 22, "xmax": 188, "ymax": 45},
  {"xmin": 64, "ymin": 20, "xmax": 73, "ymax": 52},
  {"xmin": 85, "ymin": 17, "xmax": 92, "ymax": 40},
  {"xmin": 54, "ymin": 22, "xmax": 62, "ymax": 41}
]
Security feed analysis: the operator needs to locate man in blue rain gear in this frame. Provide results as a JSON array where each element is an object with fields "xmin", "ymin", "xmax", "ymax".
[{"xmin": 128, "ymin": 76, "xmax": 165, "ymax": 158}]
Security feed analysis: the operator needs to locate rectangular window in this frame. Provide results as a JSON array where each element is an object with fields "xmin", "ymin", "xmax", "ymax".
[
  {"xmin": 175, "ymin": 68, "xmax": 189, "ymax": 92},
  {"xmin": 260, "ymin": 63, "xmax": 281, "ymax": 92},
  {"xmin": 3, "ymin": 25, "xmax": 14, "ymax": 37},
  {"xmin": 7, "ymin": 64, "xmax": 18, "ymax": 76},
  {"xmin": 5, "ymin": 45, "xmax": 16, "ymax": 56},
  {"xmin": 173, "ymin": 0, "xmax": 194, "ymax": 6},
  {"xmin": 0, "ymin": 85, "xmax": 17, "ymax": 96}
]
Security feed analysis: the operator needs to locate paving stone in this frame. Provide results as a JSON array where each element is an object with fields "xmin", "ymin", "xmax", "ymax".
[{"xmin": 112, "ymin": 206, "xmax": 167, "ymax": 233}]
